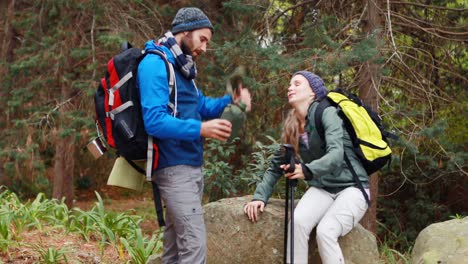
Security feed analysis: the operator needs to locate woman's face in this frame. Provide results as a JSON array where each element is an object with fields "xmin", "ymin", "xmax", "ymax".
[{"xmin": 287, "ymin": 74, "xmax": 315, "ymax": 106}]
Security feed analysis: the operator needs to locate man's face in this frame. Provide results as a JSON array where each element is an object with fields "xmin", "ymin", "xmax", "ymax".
[{"xmin": 180, "ymin": 28, "xmax": 212, "ymax": 59}]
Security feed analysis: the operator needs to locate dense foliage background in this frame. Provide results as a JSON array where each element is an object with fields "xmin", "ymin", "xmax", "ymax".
[{"xmin": 0, "ymin": 0, "xmax": 466, "ymax": 254}]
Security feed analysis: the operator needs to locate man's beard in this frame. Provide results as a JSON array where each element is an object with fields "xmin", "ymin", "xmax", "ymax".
[
  {"xmin": 181, "ymin": 35, "xmax": 193, "ymax": 54},
  {"xmin": 181, "ymin": 34, "xmax": 199, "ymax": 61},
  {"xmin": 181, "ymin": 40, "xmax": 192, "ymax": 56}
]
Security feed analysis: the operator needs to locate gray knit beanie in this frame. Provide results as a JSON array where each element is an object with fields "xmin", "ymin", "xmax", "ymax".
[
  {"xmin": 293, "ymin": 71, "xmax": 328, "ymax": 100},
  {"xmin": 172, "ymin": 7, "xmax": 214, "ymax": 34}
]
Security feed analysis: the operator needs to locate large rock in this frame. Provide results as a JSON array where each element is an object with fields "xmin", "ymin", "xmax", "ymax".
[
  {"xmin": 412, "ymin": 217, "xmax": 468, "ymax": 264},
  {"xmin": 204, "ymin": 196, "xmax": 379, "ymax": 264}
]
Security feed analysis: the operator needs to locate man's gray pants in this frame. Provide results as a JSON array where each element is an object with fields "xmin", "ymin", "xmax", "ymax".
[{"xmin": 153, "ymin": 165, "xmax": 206, "ymax": 264}]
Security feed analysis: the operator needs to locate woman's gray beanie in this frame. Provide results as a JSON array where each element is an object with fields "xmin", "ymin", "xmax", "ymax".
[{"xmin": 172, "ymin": 7, "xmax": 214, "ymax": 34}]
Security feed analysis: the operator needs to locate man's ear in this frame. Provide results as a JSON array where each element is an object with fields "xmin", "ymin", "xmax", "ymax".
[{"xmin": 174, "ymin": 31, "xmax": 189, "ymax": 38}]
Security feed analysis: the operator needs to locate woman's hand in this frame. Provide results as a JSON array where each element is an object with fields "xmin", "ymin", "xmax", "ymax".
[
  {"xmin": 233, "ymin": 84, "xmax": 252, "ymax": 112},
  {"xmin": 280, "ymin": 163, "xmax": 305, "ymax": 180},
  {"xmin": 243, "ymin": 200, "xmax": 265, "ymax": 223}
]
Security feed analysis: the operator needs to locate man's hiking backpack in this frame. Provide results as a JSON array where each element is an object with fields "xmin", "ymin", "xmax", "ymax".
[
  {"xmin": 93, "ymin": 43, "xmax": 176, "ymax": 227},
  {"xmin": 314, "ymin": 88, "xmax": 397, "ymax": 205},
  {"xmin": 94, "ymin": 43, "xmax": 175, "ymax": 179}
]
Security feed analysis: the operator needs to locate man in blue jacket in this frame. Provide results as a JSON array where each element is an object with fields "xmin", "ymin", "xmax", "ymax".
[{"xmin": 138, "ymin": 7, "xmax": 251, "ymax": 264}]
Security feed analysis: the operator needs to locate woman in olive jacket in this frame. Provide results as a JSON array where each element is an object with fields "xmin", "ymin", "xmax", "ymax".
[{"xmin": 244, "ymin": 71, "xmax": 369, "ymax": 264}]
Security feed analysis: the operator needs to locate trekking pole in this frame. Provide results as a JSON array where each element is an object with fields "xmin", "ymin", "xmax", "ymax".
[
  {"xmin": 290, "ymin": 178, "xmax": 297, "ymax": 264},
  {"xmin": 282, "ymin": 144, "xmax": 297, "ymax": 264},
  {"xmin": 284, "ymin": 176, "xmax": 289, "ymax": 264}
]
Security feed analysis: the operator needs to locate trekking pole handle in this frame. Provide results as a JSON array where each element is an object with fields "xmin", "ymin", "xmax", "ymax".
[
  {"xmin": 281, "ymin": 144, "xmax": 298, "ymax": 188},
  {"xmin": 281, "ymin": 144, "xmax": 296, "ymax": 172}
]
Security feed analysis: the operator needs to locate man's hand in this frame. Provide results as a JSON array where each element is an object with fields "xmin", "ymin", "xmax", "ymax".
[
  {"xmin": 243, "ymin": 200, "xmax": 265, "ymax": 223},
  {"xmin": 233, "ymin": 84, "xmax": 252, "ymax": 112},
  {"xmin": 200, "ymin": 119, "xmax": 232, "ymax": 142}
]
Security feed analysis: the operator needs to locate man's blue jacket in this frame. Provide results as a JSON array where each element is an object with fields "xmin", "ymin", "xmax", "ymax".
[{"xmin": 137, "ymin": 40, "xmax": 232, "ymax": 170}]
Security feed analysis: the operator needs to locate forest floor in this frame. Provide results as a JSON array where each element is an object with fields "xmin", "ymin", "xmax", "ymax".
[{"xmin": 0, "ymin": 186, "xmax": 158, "ymax": 264}]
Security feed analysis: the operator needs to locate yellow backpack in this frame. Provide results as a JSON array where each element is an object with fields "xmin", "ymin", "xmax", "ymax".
[{"xmin": 315, "ymin": 89, "xmax": 398, "ymax": 205}]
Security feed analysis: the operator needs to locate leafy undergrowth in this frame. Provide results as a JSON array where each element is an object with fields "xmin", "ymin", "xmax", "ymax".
[
  {"xmin": 0, "ymin": 186, "xmax": 414, "ymax": 264},
  {"xmin": 0, "ymin": 187, "xmax": 162, "ymax": 263}
]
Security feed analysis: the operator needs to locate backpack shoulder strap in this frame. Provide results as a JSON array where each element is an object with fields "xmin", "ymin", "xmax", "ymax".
[
  {"xmin": 135, "ymin": 50, "xmax": 178, "ymax": 183},
  {"xmin": 138, "ymin": 50, "xmax": 178, "ymax": 227},
  {"xmin": 314, "ymin": 98, "xmax": 333, "ymax": 141},
  {"xmin": 142, "ymin": 50, "xmax": 176, "ymax": 103},
  {"xmin": 343, "ymin": 152, "xmax": 371, "ymax": 207}
]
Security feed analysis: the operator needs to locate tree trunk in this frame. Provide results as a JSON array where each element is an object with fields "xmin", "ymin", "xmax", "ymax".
[
  {"xmin": 52, "ymin": 93, "xmax": 76, "ymax": 208},
  {"xmin": 0, "ymin": 0, "xmax": 15, "ymax": 62},
  {"xmin": 52, "ymin": 131, "xmax": 75, "ymax": 208},
  {"xmin": 0, "ymin": 0, "xmax": 16, "ymax": 186},
  {"xmin": 358, "ymin": 0, "xmax": 383, "ymax": 234}
]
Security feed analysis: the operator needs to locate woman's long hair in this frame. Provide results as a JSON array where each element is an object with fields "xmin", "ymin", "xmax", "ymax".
[{"xmin": 281, "ymin": 108, "xmax": 302, "ymax": 154}]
